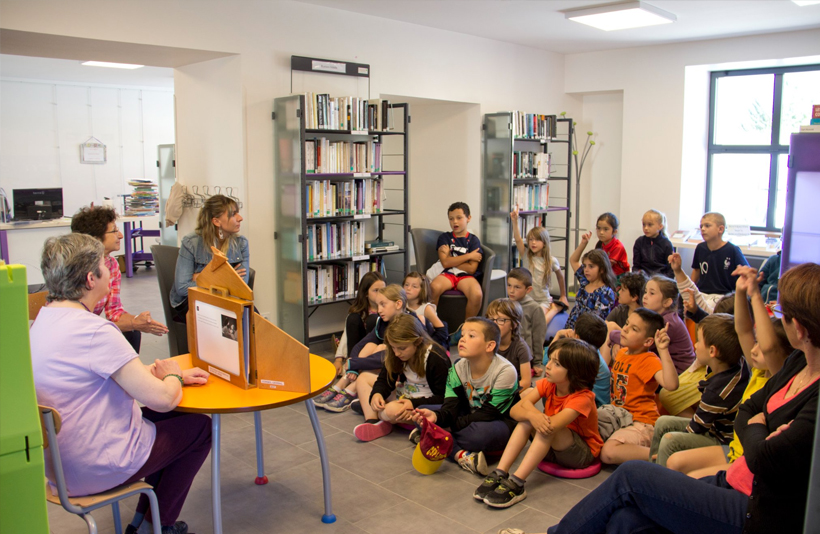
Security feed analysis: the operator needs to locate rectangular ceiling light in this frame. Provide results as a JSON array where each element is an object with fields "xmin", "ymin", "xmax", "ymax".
[
  {"xmin": 793, "ymin": 1, "xmax": 820, "ymax": 5},
  {"xmin": 565, "ymin": 1, "xmax": 676, "ymax": 31},
  {"xmin": 81, "ymin": 61, "xmax": 144, "ymax": 69}
]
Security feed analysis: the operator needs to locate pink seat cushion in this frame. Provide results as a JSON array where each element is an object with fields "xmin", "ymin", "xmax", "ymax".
[{"xmin": 537, "ymin": 458, "xmax": 602, "ymax": 479}]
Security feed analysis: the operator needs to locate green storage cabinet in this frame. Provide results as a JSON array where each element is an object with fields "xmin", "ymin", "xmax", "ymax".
[{"xmin": 0, "ymin": 264, "xmax": 49, "ymax": 533}]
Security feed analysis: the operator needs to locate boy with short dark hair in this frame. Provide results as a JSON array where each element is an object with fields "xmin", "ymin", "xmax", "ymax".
[
  {"xmin": 599, "ymin": 308, "xmax": 679, "ymax": 465},
  {"xmin": 413, "ymin": 317, "xmax": 518, "ymax": 476},
  {"xmin": 430, "ymin": 202, "xmax": 484, "ymax": 322},
  {"xmin": 669, "ymin": 212, "xmax": 749, "ymax": 314},
  {"xmin": 606, "ymin": 271, "xmax": 647, "ymax": 328},
  {"xmin": 507, "ymin": 268, "xmax": 547, "ymax": 366},
  {"xmin": 551, "ymin": 312, "xmax": 611, "ymax": 407},
  {"xmin": 649, "ymin": 313, "xmax": 749, "ymax": 466}
]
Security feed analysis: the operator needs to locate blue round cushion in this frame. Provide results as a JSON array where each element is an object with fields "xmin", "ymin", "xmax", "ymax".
[{"xmin": 537, "ymin": 458, "xmax": 602, "ymax": 479}]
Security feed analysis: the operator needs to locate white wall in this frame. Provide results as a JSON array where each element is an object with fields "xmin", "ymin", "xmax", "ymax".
[
  {"xmin": 0, "ymin": 0, "xmax": 579, "ymax": 320},
  {"xmin": 565, "ymin": 28, "xmax": 820, "ymax": 256},
  {"xmin": 573, "ymin": 91, "xmax": 624, "ymax": 244},
  {"xmin": 0, "ymin": 79, "xmax": 174, "ymax": 217}
]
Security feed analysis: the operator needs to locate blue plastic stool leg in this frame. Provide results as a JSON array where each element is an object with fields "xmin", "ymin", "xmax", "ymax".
[
  {"xmin": 254, "ymin": 411, "xmax": 268, "ymax": 484},
  {"xmin": 305, "ymin": 400, "xmax": 336, "ymax": 523}
]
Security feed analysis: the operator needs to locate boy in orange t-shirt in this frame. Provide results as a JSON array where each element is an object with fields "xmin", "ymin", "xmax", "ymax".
[
  {"xmin": 472, "ymin": 338, "xmax": 602, "ymax": 509},
  {"xmin": 600, "ymin": 308, "xmax": 679, "ymax": 465}
]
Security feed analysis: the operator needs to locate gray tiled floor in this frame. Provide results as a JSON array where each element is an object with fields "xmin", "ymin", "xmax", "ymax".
[{"xmin": 47, "ymin": 266, "xmax": 611, "ymax": 534}]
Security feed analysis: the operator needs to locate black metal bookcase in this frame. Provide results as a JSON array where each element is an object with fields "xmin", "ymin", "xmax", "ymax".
[
  {"xmin": 272, "ymin": 92, "xmax": 410, "ymax": 345},
  {"xmin": 481, "ymin": 113, "xmax": 573, "ymax": 282}
]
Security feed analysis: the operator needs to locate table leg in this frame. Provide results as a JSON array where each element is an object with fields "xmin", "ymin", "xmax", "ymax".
[
  {"xmin": 124, "ymin": 222, "xmax": 134, "ymax": 278},
  {"xmin": 253, "ymin": 411, "xmax": 268, "ymax": 484},
  {"xmin": 305, "ymin": 400, "xmax": 336, "ymax": 523},
  {"xmin": 211, "ymin": 413, "xmax": 222, "ymax": 534}
]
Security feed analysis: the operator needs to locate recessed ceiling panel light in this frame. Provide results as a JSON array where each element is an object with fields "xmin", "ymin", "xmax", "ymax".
[
  {"xmin": 565, "ymin": 1, "xmax": 676, "ymax": 31},
  {"xmin": 793, "ymin": 0, "xmax": 820, "ymax": 5},
  {"xmin": 81, "ymin": 61, "xmax": 144, "ymax": 69}
]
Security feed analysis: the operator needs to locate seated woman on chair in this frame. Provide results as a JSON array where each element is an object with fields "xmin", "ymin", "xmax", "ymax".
[
  {"xmin": 31, "ymin": 233, "xmax": 211, "ymax": 534},
  {"xmin": 170, "ymin": 194, "xmax": 249, "ymax": 322},
  {"xmin": 71, "ymin": 205, "xmax": 169, "ymax": 353}
]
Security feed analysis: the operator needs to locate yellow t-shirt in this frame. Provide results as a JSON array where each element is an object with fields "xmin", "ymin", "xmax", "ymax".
[
  {"xmin": 659, "ymin": 365, "xmax": 708, "ymax": 416},
  {"xmin": 727, "ymin": 367, "xmax": 769, "ymax": 462}
]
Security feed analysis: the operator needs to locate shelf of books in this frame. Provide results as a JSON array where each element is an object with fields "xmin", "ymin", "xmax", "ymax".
[
  {"xmin": 481, "ymin": 112, "xmax": 573, "ymax": 281},
  {"xmin": 273, "ymin": 92, "xmax": 409, "ymax": 344}
]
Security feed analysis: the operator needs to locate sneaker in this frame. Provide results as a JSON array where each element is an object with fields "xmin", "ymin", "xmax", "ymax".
[
  {"xmin": 408, "ymin": 427, "xmax": 421, "ymax": 445},
  {"xmin": 353, "ymin": 421, "xmax": 393, "ymax": 442},
  {"xmin": 351, "ymin": 399, "xmax": 363, "ymax": 415},
  {"xmin": 161, "ymin": 522, "xmax": 189, "ymax": 534},
  {"xmin": 124, "ymin": 525, "xmax": 138, "ymax": 534},
  {"xmin": 497, "ymin": 529, "xmax": 526, "ymax": 534},
  {"xmin": 457, "ymin": 450, "xmax": 490, "ymax": 476},
  {"xmin": 324, "ymin": 391, "xmax": 356, "ymax": 412},
  {"xmin": 484, "ymin": 476, "xmax": 527, "ymax": 508},
  {"xmin": 313, "ymin": 388, "xmax": 338, "ymax": 406},
  {"xmin": 473, "ymin": 470, "xmax": 504, "ymax": 501}
]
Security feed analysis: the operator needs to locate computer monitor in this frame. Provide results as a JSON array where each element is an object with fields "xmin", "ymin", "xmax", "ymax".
[{"xmin": 12, "ymin": 188, "xmax": 64, "ymax": 221}]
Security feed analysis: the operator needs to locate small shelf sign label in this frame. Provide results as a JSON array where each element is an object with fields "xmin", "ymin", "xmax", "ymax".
[{"xmin": 312, "ymin": 60, "xmax": 346, "ymax": 74}]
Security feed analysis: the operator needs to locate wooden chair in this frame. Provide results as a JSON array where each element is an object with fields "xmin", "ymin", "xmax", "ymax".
[
  {"xmin": 28, "ymin": 291, "xmax": 48, "ymax": 321},
  {"xmin": 39, "ymin": 405, "xmax": 161, "ymax": 534}
]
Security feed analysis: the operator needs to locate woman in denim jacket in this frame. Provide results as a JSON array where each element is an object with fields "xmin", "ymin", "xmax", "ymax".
[{"xmin": 170, "ymin": 195, "xmax": 249, "ymax": 321}]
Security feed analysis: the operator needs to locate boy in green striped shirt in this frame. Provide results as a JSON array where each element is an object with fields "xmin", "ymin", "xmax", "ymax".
[{"xmin": 413, "ymin": 317, "xmax": 518, "ymax": 476}]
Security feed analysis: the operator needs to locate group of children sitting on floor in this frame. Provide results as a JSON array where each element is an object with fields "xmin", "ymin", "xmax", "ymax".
[{"xmin": 311, "ymin": 199, "xmax": 791, "ymax": 511}]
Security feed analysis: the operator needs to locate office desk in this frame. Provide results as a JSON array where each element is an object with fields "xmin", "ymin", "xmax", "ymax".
[{"xmin": 173, "ymin": 353, "xmax": 336, "ymax": 534}]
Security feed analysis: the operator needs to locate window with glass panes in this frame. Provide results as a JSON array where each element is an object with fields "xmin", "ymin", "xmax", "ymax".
[{"xmin": 706, "ymin": 65, "xmax": 820, "ymax": 231}]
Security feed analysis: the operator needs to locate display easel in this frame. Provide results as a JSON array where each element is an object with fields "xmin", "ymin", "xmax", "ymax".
[{"xmin": 186, "ymin": 248, "xmax": 310, "ymax": 393}]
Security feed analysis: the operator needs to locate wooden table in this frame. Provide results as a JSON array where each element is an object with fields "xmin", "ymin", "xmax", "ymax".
[{"xmin": 172, "ymin": 353, "xmax": 336, "ymax": 534}]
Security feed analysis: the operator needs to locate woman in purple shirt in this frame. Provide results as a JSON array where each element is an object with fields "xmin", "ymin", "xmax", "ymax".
[{"xmin": 31, "ymin": 233, "xmax": 210, "ymax": 534}]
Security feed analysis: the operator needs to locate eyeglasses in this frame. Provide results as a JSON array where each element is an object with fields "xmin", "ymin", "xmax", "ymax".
[
  {"xmin": 105, "ymin": 227, "xmax": 120, "ymax": 235},
  {"xmin": 769, "ymin": 303, "xmax": 784, "ymax": 318},
  {"xmin": 490, "ymin": 318, "xmax": 510, "ymax": 325}
]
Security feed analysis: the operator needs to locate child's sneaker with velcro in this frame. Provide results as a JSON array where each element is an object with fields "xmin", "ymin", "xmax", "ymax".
[
  {"xmin": 354, "ymin": 420, "xmax": 393, "ymax": 442},
  {"xmin": 484, "ymin": 476, "xmax": 527, "ymax": 508},
  {"xmin": 473, "ymin": 470, "xmax": 504, "ymax": 501},
  {"xmin": 324, "ymin": 391, "xmax": 356, "ymax": 412},
  {"xmin": 313, "ymin": 388, "xmax": 338, "ymax": 406},
  {"xmin": 456, "ymin": 450, "xmax": 490, "ymax": 476}
]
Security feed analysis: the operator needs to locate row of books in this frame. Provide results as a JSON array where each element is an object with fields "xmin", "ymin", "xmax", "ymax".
[
  {"xmin": 306, "ymin": 258, "xmax": 385, "ymax": 304},
  {"xmin": 514, "ymin": 151, "xmax": 551, "ymax": 180},
  {"xmin": 513, "ymin": 183, "xmax": 550, "ymax": 212},
  {"xmin": 305, "ymin": 138, "xmax": 381, "ymax": 174},
  {"xmin": 512, "ymin": 112, "xmax": 558, "ymax": 140},
  {"xmin": 515, "ymin": 214, "xmax": 549, "ymax": 239},
  {"xmin": 125, "ymin": 180, "xmax": 158, "ymax": 216},
  {"xmin": 307, "ymin": 220, "xmax": 366, "ymax": 260},
  {"xmin": 306, "ymin": 179, "xmax": 382, "ymax": 218},
  {"xmin": 302, "ymin": 93, "xmax": 393, "ymax": 131}
]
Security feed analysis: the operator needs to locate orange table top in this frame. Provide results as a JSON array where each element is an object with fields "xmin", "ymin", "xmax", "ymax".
[{"xmin": 172, "ymin": 353, "xmax": 335, "ymax": 414}]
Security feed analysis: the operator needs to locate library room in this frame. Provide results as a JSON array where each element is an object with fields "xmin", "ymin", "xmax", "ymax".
[{"xmin": 1, "ymin": 2, "xmax": 819, "ymax": 534}]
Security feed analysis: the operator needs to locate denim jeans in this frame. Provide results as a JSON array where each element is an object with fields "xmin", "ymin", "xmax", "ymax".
[
  {"xmin": 649, "ymin": 415, "xmax": 723, "ymax": 467},
  {"xmin": 547, "ymin": 461, "xmax": 748, "ymax": 534}
]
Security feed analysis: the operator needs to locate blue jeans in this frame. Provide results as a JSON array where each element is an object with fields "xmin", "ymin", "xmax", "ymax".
[{"xmin": 547, "ymin": 461, "xmax": 748, "ymax": 534}]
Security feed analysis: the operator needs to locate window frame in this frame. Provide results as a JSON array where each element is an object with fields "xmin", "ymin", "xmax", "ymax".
[{"xmin": 706, "ymin": 64, "xmax": 820, "ymax": 232}]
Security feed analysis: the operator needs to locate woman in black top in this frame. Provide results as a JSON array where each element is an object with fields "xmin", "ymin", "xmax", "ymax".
[{"xmin": 508, "ymin": 262, "xmax": 820, "ymax": 534}]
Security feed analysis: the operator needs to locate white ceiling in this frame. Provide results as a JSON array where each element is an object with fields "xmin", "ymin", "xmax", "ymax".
[
  {"xmin": 0, "ymin": 54, "xmax": 174, "ymax": 88},
  {"xmin": 295, "ymin": 0, "xmax": 820, "ymax": 54}
]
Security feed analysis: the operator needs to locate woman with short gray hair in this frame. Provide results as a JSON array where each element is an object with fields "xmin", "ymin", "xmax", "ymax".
[{"xmin": 32, "ymin": 233, "xmax": 212, "ymax": 534}]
